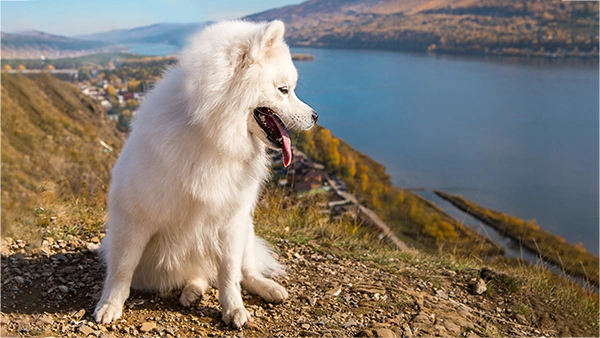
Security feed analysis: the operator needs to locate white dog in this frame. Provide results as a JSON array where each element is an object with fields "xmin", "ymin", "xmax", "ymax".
[{"xmin": 94, "ymin": 20, "xmax": 318, "ymax": 328}]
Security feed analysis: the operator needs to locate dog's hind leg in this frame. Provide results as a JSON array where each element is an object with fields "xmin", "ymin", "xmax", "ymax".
[
  {"xmin": 180, "ymin": 277, "xmax": 210, "ymax": 307},
  {"xmin": 241, "ymin": 231, "xmax": 289, "ymax": 304},
  {"xmin": 95, "ymin": 217, "xmax": 154, "ymax": 324}
]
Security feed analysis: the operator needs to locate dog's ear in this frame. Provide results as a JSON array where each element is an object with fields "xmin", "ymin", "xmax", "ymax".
[
  {"xmin": 232, "ymin": 21, "xmax": 286, "ymax": 70},
  {"xmin": 249, "ymin": 20, "xmax": 285, "ymax": 61},
  {"xmin": 259, "ymin": 20, "xmax": 285, "ymax": 51}
]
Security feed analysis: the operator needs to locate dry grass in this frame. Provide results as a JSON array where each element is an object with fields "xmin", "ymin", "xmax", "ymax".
[{"xmin": 1, "ymin": 73, "xmax": 123, "ymax": 240}]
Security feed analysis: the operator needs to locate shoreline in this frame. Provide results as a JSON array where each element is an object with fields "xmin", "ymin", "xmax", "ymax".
[{"xmin": 434, "ymin": 190, "xmax": 599, "ymax": 286}]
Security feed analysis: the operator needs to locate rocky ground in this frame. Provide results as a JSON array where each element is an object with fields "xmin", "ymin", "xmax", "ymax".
[{"xmin": 1, "ymin": 234, "xmax": 570, "ymax": 338}]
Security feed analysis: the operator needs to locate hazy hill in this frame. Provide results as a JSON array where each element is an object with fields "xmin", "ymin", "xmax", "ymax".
[
  {"xmin": 1, "ymin": 31, "xmax": 117, "ymax": 59},
  {"xmin": 77, "ymin": 22, "xmax": 209, "ymax": 47},
  {"xmin": 1, "ymin": 74, "xmax": 124, "ymax": 237},
  {"xmin": 245, "ymin": 0, "xmax": 599, "ymax": 56}
]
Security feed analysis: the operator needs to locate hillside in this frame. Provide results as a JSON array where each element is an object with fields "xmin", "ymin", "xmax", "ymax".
[
  {"xmin": 77, "ymin": 22, "xmax": 209, "ymax": 47},
  {"xmin": 1, "ymin": 31, "xmax": 119, "ymax": 59},
  {"xmin": 1, "ymin": 74, "xmax": 124, "ymax": 239},
  {"xmin": 245, "ymin": 0, "xmax": 599, "ymax": 56},
  {"xmin": 1, "ymin": 190, "xmax": 598, "ymax": 337}
]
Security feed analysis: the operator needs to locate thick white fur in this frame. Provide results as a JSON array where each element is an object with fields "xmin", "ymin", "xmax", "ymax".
[{"xmin": 94, "ymin": 20, "xmax": 316, "ymax": 328}]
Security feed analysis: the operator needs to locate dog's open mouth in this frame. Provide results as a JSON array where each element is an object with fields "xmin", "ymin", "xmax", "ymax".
[{"xmin": 253, "ymin": 107, "xmax": 292, "ymax": 167}]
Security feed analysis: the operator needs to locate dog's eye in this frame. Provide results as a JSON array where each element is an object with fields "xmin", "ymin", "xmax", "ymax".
[{"xmin": 278, "ymin": 87, "xmax": 289, "ymax": 95}]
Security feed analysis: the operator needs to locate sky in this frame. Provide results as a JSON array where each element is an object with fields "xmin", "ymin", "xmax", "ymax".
[{"xmin": 1, "ymin": 0, "xmax": 304, "ymax": 36}]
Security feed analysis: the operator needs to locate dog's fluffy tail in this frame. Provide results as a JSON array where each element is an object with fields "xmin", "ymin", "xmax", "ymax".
[{"xmin": 254, "ymin": 236, "xmax": 286, "ymax": 277}]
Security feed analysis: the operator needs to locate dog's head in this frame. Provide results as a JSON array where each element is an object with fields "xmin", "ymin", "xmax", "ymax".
[
  {"xmin": 181, "ymin": 21, "xmax": 317, "ymax": 166},
  {"xmin": 241, "ymin": 21, "xmax": 318, "ymax": 166}
]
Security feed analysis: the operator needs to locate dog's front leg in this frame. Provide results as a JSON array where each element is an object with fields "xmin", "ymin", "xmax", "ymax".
[
  {"xmin": 218, "ymin": 214, "xmax": 252, "ymax": 328},
  {"xmin": 95, "ymin": 217, "xmax": 153, "ymax": 324}
]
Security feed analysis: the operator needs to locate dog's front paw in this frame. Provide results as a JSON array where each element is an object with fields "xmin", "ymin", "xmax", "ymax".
[
  {"xmin": 222, "ymin": 307, "xmax": 252, "ymax": 329},
  {"xmin": 94, "ymin": 301, "xmax": 123, "ymax": 324}
]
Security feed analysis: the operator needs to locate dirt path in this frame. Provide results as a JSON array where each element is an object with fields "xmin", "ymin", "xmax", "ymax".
[
  {"xmin": 1, "ymin": 236, "xmax": 561, "ymax": 337},
  {"xmin": 325, "ymin": 177, "xmax": 408, "ymax": 251}
]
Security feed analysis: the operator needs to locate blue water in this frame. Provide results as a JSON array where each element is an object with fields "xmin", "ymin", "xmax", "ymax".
[
  {"xmin": 291, "ymin": 48, "xmax": 599, "ymax": 255},
  {"xmin": 133, "ymin": 44, "xmax": 600, "ymax": 255}
]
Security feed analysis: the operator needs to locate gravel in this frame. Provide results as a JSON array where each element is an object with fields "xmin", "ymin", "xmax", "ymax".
[{"xmin": 1, "ymin": 236, "xmax": 554, "ymax": 337}]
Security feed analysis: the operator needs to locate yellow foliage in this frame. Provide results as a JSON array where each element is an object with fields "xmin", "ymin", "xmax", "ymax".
[
  {"xmin": 3, "ymin": 64, "xmax": 13, "ymax": 71},
  {"xmin": 328, "ymin": 138, "xmax": 341, "ymax": 167},
  {"xmin": 359, "ymin": 173, "xmax": 369, "ymax": 193},
  {"xmin": 18, "ymin": 64, "xmax": 26, "ymax": 71},
  {"xmin": 370, "ymin": 188, "xmax": 381, "ymax": 209},
  {"xmin": 423, "ymin": 220, "xmax": 457, "ymax": 240},
  {"xmin": 106, "ymin": 85, "xmax": 117, "ymax": 97},
  {"xmin": 126, "ymin": 99, "xmax": 138, "ymax": 109},
  {"xmin": 346, "ymin": 155, "xmax": 357, "ymax": 178},
  {"xmin": 46, "ymin": 64, "xmax": 55, "ymax": 71},
  {"xmin": 397, "ymin": 191, "xmax": 405, "ymax": 204}
]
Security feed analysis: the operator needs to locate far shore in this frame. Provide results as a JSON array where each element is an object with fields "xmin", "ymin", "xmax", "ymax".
[{"xmin": 291, "ymin": 53, "xmax": 315, "ymax": 61}]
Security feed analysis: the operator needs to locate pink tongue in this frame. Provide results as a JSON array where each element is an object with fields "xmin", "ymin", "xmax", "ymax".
[{"xmin": 272, "ymin": 117, "xmax": 292, "ymax": 167}]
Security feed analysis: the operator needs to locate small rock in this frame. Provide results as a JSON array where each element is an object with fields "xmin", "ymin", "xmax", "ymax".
[
  {"xmin": 514, "ymin": 314, "xmax": 528, "ymax": 325},
  {"xmin": 301, "ymin": 323, "xmax": 310, "ymax": 330},
  {"xmin": 465, "ymin": 331, "xmax": 480, "ymax": 338},
  {"xmin": 139, "ymin": 322, "xmax": 157, "ymax": 333},
  {"xmin": 18, "ymin": 317, "xmax": 30, "ymax": 332},
  {"xmin": 14, "ymin": 276, "xmax": 25, "ymax": 284},
  {"xmin": 441, "ymin": 269, "xmax": 456, "ymax": 276},
  {"xmin": 356, "ymin": 329, "xmax": 375, "ymax": 337},
  {"xmin": 58, "ymin": 285, "xmax": 69, "ymax": 293},
  {"xmin": 244, "ymin": 322, "xmax": 262, "ymax": 331},
  {"xmin": 302, "ymin": 296, "xmax": 317, "ymax": 307},
  {"xmin": 326, "ymin": 287, "xmax": 341, "ymax": 296},
  {"xmin": 79, "ymin": 324, "xmax": 95, "ymax": 336},
  {"xmin": 36, "ymin": 316, "xmax": 54, "ymax": 326},
  {"xmin": 435, "ymin": 289, "xmax": 448, "ymax": 300},
  {"xmin": 131, "ymin": 299, "xmax": 145, "ymax": 306},
  {"xmin": 73, "ymin": 309, "xmax": 86, "ymax": 320},
  {"xmin": 373, "ymin": 328, "xmax": 397, "ymax": 338},
  {"xmin": 480, "ymin": 267, "xmax": 507, "ymax": 281},
  {"xmin": 87, "ymin": 243, "xmax": 101, "ymax": 253},
  {"xmin": 471, "ymin": 279, "xmax": 487, "ymax": 295},
  {"xmin": 342, "ymin": 321, "xmax": 357, "ymax": 329}
]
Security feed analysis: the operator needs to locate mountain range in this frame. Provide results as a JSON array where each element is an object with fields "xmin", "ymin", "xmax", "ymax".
[
  {"xmin": 76, "ymin": 22, "xmax": 208, "ymax": 47},
  {"xmin": 3, "ymin": 0, "xmax": 598, "ymax": 59},
  {"xmin": 1, "ymin": 31, "xmax": 117, "ymax": 59},
  {"xmin": 245, "ymin": 0, "xmax": 599, "ymax": 55}
]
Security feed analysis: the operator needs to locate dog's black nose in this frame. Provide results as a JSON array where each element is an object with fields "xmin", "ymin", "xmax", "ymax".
[{"xmin": 311, "ymin": 110, "xmax": 319, "ymax": 123}]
